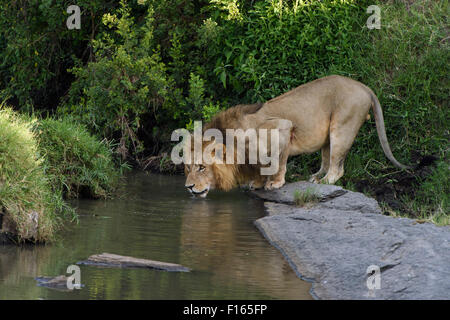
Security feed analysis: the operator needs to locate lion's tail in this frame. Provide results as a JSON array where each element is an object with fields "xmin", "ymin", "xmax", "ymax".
[{"xmin": 370, "ymin": 91, "xmax": 411, "ymax": 170}]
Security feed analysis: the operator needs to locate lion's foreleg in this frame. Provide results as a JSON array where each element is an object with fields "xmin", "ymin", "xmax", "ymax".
[
  {"xmin": 260, "ymin": 120, "xmax": 292, "ymax": 191},
  {"xmin": 264, "ymin": 147, "xmax": 289, "ymax": 190}
]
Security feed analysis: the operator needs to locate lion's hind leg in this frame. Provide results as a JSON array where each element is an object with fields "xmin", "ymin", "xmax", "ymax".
[{"xmin": 320, "ymin": 107, "xmax": 367, "ymax": 184}]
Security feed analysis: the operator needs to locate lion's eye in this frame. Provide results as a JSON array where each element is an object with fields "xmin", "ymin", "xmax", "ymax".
[{"xmin": 198, "ymin": 165, "xmax": 205, "ymax": 172}]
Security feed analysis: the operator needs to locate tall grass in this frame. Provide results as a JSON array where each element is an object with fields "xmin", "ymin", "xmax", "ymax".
[
  {"xmin": 0, "ymin": 108, "xmax": 69, "ymax": 241},
  {"xmin": 35, "ymin": 118, "xmax": 127, "ymax": 199},
  {"xmin": 0, "ymin": 107, "xmax": 126, "ymax": 242}
]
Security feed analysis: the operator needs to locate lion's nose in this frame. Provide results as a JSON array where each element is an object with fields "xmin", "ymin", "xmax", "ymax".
[{"xmin": 185, "ymin": 184, "xmax": 195, "ymax": 190}]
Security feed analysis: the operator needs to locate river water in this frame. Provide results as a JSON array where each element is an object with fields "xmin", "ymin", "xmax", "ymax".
[{"xmin": 0, "ymin": 172, "xmax": 311, "ymax": 299}]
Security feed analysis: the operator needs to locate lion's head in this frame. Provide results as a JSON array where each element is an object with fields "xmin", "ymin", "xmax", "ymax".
[
  {"xmin": 184, "ymin": 157, "xmax": 239, "ymax": 198},
  {"xmin": 184, "ymin": 163, "xmax": 215, "ymax": 198},
  {"xmin": 183, "ymin": 103, "xmax": 265, "ymax": 198}
]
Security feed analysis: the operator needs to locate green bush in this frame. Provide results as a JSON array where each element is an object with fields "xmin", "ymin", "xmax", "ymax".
[
  {"xmin": 35, "ymin": 117, "xmax": 126, "ymax": 199},
  {"xmin": 60, "ymin": 0, "xmax": 224, "ymax": 159},
  {"xmin": 0, "ymin": 0, "xmax": 117, "ymax": 111},
  {"xmin": 201, "ymin": 0, "xmax": 365, "ymax": 102},
  {"xmin": 60, "ymin": 1, "xmax": 178, "ymax": 159},
  {"xmin": 0, "ymin": 108, "xmax": 69, "ymax": 241},
  {"xmin": 1, "ymin": 0, "xmax": 446, "ymax": 223}
]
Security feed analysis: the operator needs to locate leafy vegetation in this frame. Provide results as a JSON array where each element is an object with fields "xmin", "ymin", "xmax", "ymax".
[
  {"xmin": 0, "ymin": 108, "xmax": 70, "ymax": 241},
  {"xmin": 35, "ymin": 117, "xmax": 127, "ymax": 199},
  {"xmin": 0, "ymin": 0, "xmax": 447, "ymax": 224},
  {"xmin": 0, "ymin": 107, "xmax": 123, "ymax": 242},
  {"xmin": 0, "ymin": 0, "xmax": 117, "ymax": 111}
]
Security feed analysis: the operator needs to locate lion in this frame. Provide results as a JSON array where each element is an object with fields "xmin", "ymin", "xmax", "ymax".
[{"xmin": 184, "ymin": 75, "xmax": 409, "ymax": 197}]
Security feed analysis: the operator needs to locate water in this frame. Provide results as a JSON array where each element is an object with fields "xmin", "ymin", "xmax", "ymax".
[{"xmin": 0, "ymin": 172, "xmax": 311, "ymax": 299}]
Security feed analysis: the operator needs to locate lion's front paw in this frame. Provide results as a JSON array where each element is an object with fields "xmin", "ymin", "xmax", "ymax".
[
  {"xmin": 264, "ymin": 179, "xmax": 285, "ymax": 190},
  {"xmin": 239, "ymin": 183, "xmax": 251, "ymax": 191},
  {"xmin": 249, "ymin": 180, "xmax": 265, "ymax": 190},
  {"xmin": 247, "ymin": 181, "xmax": 257, "ymax": 191},
  {"xmin": 309, "ymin": 175, "xmax": 320, "ymax": 184}
]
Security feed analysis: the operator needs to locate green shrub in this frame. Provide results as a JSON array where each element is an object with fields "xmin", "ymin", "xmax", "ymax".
[
  {"xmin": 60, "ymin": 1, "xmax": 226, "ymax": 159},
  {"xmin": 0, "ymin": 0, "xmax": 117, "ymax": 111},
  {"xmin": 0, "ymin": 108, "xmax": 69, "ymax": 241},
  {"xmin": 60, "ymin": 1, "xmax": 179, "ymax": 159},
  {"xmin": 199, "ymin": 0, "xmax": 366, "ymax": 102},
  {"xmin": 2, "ymin": 0, "xmax": 444, "ymax": 223},
  {"xmin": 35, "ymin": 117, "xmax": 126, "ymax": 199}
]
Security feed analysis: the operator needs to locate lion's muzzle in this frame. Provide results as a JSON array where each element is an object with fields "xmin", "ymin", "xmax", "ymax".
[{"xmin": 185, "ymin": 183, "xmax": 209, "ymax": 198}]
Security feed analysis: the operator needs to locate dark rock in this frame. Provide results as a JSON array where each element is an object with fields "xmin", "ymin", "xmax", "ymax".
[
  {"xmin": 35, "ymin": 275, "xmax": 82, "ymax": 291},
  {"xmin": 77, "ymin": 253, "xmax": 190, "ymax": 272}
]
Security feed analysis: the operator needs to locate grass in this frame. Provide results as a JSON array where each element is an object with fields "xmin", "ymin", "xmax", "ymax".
[
  {"xmin": 394, "ymin": 160, "xmax": 449, "ymax": 226},
  {"xmin": 0, "ymin": 108, "xmax": 128, "ymax": 242},
  {"xmin": 0, "ymin": 108, "xmax": 70, "ymax": 242},
  {"xmin": 34, "ymin": 117, "xmax": 128, "ymax": 199},
  {"xmin": 293, "ymin": 188, "xmax": 320, "ymax": 208}
]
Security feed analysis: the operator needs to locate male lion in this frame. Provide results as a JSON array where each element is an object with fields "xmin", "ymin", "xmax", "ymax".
[{"xmin": 184, "ymin": 75, "xmax": 409, "ymax": 197}]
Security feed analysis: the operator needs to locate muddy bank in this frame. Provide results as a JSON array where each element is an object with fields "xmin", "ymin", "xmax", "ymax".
[
  {"xmin": 252, "ymin": 181, "xmax": 450, "ymax": 299},
  {"xmin": 0, "ymin": 210, "xmax": 38, "ymax": 244},
  {"xmin": 351, "ymin": 153, "xmax": 439, "ymax": 216}
]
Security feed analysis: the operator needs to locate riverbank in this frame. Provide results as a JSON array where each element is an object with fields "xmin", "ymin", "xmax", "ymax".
[
  {"xmin": 251, "ymin": 181, "xmax": 450, "ymax": 299},
  {"xmin": 0, "ymin": 108, "xmax": 124, "ymax": 243}
]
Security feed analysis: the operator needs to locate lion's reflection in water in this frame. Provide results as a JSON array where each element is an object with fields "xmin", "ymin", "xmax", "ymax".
[{"xmin": 179, "ymin": 191, "xmax": 311, "ymax": 299}]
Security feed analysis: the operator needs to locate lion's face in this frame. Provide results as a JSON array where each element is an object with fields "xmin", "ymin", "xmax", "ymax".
[{"xmin": 184, "ymin": 164, "xmax": 217, "ymax": 198}]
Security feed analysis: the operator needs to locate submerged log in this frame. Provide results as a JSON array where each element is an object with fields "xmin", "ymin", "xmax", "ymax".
[{"xmin": 77, "ymin": 253, "xmax": 190, "ymax": 272}]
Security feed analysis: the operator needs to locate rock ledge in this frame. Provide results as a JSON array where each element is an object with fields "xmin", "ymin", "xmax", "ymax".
[{"xmin": 251, "ymin": 182, "xmax": 450, "ymax": 299}]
